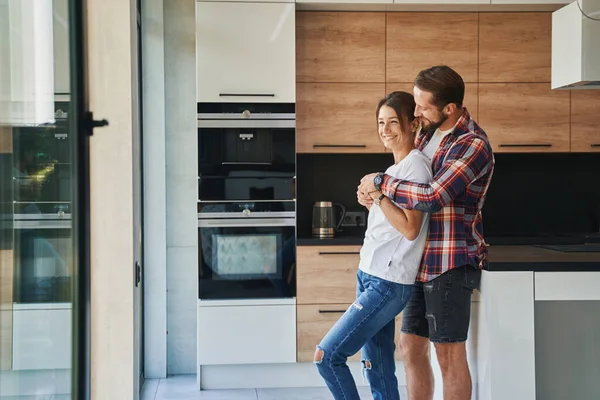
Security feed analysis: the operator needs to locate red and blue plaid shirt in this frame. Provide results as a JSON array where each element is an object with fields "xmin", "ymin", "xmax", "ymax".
[{"xmin": 381, "ymin": 108, "xmax": 495, "ymax": 282}]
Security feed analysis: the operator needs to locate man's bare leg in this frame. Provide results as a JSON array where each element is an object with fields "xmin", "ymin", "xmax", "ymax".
[
  {"xmin": 400, "ymin": 332, "xmax": 434, "ymax": 400},
  {"xmin": 434, "ymin": 342, "xmax": 471, "ymax": 400}
]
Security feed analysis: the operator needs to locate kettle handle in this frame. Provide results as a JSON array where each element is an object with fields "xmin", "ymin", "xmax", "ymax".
[{"xmin": 334, "ymin": 203, "xmax": 347, "ymax": 232}]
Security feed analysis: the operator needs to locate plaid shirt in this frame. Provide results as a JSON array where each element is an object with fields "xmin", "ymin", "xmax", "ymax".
[{"xmin": 381, "ymin": 108, "xmax": 495, "ymax": 282}]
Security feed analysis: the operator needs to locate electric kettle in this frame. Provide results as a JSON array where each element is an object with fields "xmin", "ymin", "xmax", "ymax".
[{"xmin": 312, "ymin": 201, "xmax": 346, "ymax": 239}]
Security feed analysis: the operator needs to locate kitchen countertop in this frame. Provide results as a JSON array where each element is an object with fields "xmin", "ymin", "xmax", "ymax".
[{"xmin": 296, "ymin": 237, "xmax": 600, "ymax": 272}]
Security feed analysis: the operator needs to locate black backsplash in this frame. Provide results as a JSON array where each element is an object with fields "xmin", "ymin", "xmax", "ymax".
[{"xmin": 297, "ymin": 153, "xmax": 600, "ymax": 239}]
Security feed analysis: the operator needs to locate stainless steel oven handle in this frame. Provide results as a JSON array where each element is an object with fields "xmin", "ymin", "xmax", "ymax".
[
  {"xmin": 199, "ymin": 211, "xmax": 295, "ymax": 219},
  {"xmin": 197, "ymin": 119, "xmax": 295, "ymax": 129},
  {"xmin": 198, "ymin": 218, "xmax": 295, "ymax": 228}
]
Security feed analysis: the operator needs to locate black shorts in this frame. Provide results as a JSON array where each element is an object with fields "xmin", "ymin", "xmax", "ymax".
[{"xmin": 401, "ymin": 265, "xmax": 481, "ymax": 344}]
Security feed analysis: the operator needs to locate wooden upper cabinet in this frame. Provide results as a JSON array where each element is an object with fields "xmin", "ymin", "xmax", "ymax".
[
  {"xmin": 296, "ymin": 12, "xmax": 386, "ymax": 83},
  {"xmin": 386, "ymin": 83, "xmax": 479, "ymax": 121},
  {"xmin": 479, "ymin": 13, "xmax": 551, "ymax": 83},
  {"xmin": 571, "ymin": 91, "xmax": 600, "ymax": 153},
  {"xmin": 386, "ymin": 13, "xmax": 478, "ymax": 83},
  {"xmin": 479, "ymin": 83, "xmax": 570, "ymax": 152},
  {"xmin": 297, "ymin": 83, "xmax": 386, "ymax": 153}
]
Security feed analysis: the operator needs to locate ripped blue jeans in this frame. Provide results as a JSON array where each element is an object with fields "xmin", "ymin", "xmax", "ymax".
[{"xmin": 315, "ymin": 269, "xmax": 412, "ymax": 400}]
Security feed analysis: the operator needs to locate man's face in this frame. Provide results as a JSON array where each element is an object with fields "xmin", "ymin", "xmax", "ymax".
[{"xmin": 413, "ymin": 86, "xmax": 448, "ymax": 132}]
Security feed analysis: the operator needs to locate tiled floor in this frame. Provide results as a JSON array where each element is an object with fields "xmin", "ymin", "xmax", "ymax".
[{"xmin": 142, "ymin": 375, "xmax": 409, "ymax": 400}]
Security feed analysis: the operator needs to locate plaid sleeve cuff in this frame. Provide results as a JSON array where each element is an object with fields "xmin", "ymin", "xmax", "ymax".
[{"xmin": 381, "ymin": 174, "xmax": 399, "ymax": 200}]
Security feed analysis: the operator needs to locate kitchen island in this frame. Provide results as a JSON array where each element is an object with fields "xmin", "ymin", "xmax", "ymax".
[{"xmin": 474, "ymin": 245, "xmax": 600, "ymax": 400}]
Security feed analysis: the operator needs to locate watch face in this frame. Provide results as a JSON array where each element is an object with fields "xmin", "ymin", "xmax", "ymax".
[{"xmin": 374, "ymin": 175, "xmax": 382, "ymax": 185}]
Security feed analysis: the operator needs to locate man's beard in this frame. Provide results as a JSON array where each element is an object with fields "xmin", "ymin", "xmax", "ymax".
[{"xmin": 422, "ymin": 112, "xmax": 448, "ymax": 132}]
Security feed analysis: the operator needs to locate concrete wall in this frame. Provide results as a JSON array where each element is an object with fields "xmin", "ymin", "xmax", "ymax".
[{"xmin": 142, "ymin": 0, "xmax": 198, "ymax": 377}]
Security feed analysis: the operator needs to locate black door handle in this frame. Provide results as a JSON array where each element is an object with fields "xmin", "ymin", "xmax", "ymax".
[
  {"xmin": 135, "ymin": 261, "xmax": 141, "ymax": 287},
  {"xmin": 84, "ymin": 111, "xmax": 109, "ymax": 134}
]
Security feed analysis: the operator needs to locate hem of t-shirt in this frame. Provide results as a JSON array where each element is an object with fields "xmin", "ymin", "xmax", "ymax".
[{"xmin": 358, "ymin": 264, "xmax": 418, "ymax": 286}]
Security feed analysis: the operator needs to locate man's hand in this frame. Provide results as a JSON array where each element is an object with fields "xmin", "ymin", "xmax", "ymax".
[
  {"xmin": 357, "ymin": 189, "xmax": 373, "ymax": 209},
  {"xmin": 358, "ymin": 173, "xmax": 378, "ymax": 195}
]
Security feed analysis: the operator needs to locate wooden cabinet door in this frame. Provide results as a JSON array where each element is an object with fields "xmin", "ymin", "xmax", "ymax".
[
  {"xmin": 386, "ymin": 83, "xmax": 479, "ymax": 121},
  {"xmin": 297, "ymin": 304, "xmax": 403, "ymax": 362},
  {"xmin": 479, "ymin": 13, "xmax": 551, "ymax": 83},
  {"xmin": 479, "ymin": 83, "xmax": 570, "ymax": 153},
  {"xmin": 296, "ymin": 12, "xmax": 385, "ymax": 83},
  {"xmin": 296, "ymin": 83, "xmax": 386, "ymax": 153},
  {"xmin": 386, "ymin": 13, "xmax": 478, "ymax": 83},
  {"xmin": 479, "ymin": 84, "xmax": 570, "ymax": 152},
  {"xmin": 571, "ymin": 91, "xmax": 600, "ymax": 153},
  {"xmin": 297, "ymin": 245, "xmax": 361, "ymax": 304}
]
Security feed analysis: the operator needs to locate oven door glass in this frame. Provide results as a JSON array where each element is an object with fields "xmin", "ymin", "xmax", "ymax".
[{"xmin": 198, "ymin": 217, "xmax": 296, "ymax": 300}]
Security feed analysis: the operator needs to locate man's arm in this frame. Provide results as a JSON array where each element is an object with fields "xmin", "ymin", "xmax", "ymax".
[{"xmin": 361, "ymin": 136, "xmax": 493, "ymax": 213}]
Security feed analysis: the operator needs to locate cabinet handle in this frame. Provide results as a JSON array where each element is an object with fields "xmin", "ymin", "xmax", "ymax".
[
  {"xmin": 313, "ymin": 144, "xmax": 367, "ymax": 148},
  {"xmin": 591, "ymin": 144, "xmax": 600, "ymax": 148},
  {"xmin": 219, "ymin": 93, "xmax": 275, "ymax": 97},
  {"xmin": 318, "ymin": 251, "xmax": 360, "ymax": 255},
  {"xmin": 319, "ymin": 309, "xmax": 347, "ymax": 314},
  {"xmin": 499, "ymin": 143, "xmax": 552, "ymax": 148}
]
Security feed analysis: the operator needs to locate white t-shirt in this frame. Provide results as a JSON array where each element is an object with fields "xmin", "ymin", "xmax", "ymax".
[
  {"xmin": 358, "ymin": 149, "xmax": 433, "ymax": 285},
  {"xmin": 422, "ymin": 127, "xmax": 454, "ymax": 160}
]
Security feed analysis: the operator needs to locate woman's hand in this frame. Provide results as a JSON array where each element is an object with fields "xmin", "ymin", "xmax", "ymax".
[{"xmin": 357, "ymin": 189, "xmax": 373, "ymax": 209}]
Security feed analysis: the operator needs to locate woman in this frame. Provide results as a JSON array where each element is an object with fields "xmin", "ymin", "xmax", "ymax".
[{"xmin": 314, "ymin": 91, "xmax": 433, "ymax": 400}]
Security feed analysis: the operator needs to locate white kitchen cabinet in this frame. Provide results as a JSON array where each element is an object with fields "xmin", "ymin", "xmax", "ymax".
[
  {"xmin": 196, "ymin": 2, "xmax": 295, "ymax": 103},
  {"xmin": 394, "ymin": 0, "xmax": 489, "ymax": 3},
  {"xmin": 200, "ymin": 0, "xmax": 293, "ymax": 2},
  {"xmin": 297, "ymin": 0, "xmax": 392, "ymax": 3},
  {"xmin": 197, "ymin": 299, "xmax": 296, "ymax": 365}
]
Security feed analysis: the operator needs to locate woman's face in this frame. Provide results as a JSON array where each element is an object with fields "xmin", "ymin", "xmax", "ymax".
[{"xmin": 378, "ymin": 105, "xmax": 410, "ymax": 151}]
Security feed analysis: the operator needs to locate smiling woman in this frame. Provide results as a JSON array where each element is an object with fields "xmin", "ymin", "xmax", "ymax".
[{"xmin": 315, "ymin": 91, "xmax": 433, "ymax": 400}]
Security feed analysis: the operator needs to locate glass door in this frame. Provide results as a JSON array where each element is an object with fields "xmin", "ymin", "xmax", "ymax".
[{"xmin": 1, "ymin": 0, "xmax": 92, "ymax": 398}]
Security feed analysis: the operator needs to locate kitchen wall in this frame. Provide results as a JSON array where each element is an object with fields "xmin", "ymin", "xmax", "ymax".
[{"xmin": 297, "ymin": 153, "xmax": 600, "ymax": 239}]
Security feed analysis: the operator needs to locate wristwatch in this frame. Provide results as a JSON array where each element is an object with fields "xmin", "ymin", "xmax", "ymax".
[
  {"xmin": 373, "ymin": 172, "xmax": 385, "ymax": 191},
  {"xmin": 374, "ymin": 193, "xmax": 386, "ymax": 206}
]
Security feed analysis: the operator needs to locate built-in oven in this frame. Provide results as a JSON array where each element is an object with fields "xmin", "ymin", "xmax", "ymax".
[
  {"xmin": 198, "ymin": 102, "xmax": 296, "ymax": 300},
  {"xmin": 198, "ymin": 202, "xmax": 296, "ymax": 300},
  {"xmin": 198, "ymin": 102, "xmax": 295, "ymax": 202}
]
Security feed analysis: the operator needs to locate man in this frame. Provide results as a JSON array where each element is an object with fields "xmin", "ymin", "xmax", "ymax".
[{"xmin": 358, "ymin": 65, "xmax": 495, "ymax": 400}]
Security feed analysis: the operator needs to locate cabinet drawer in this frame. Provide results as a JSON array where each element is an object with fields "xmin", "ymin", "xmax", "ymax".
[
  {"xmin": 297, "ymin": 246, "xmax": 361, "ymax": 304},
  {"xmin": 297, "ymin": 304, "xmax": 403, "ymax": 362}
]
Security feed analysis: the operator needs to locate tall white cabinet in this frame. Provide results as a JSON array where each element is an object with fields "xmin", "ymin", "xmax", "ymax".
[{"xmin": 196, "ymin": 2, "xmax": 296, "ymax": 103}]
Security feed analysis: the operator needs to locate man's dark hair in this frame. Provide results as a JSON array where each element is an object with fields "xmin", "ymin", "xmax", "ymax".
[{"xmin": 414, "ymin": 65, "xmax": 465, "ymax": 110}]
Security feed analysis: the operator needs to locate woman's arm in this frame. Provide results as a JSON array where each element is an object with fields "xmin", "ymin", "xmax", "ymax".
[{"xmin": 369, "ymin": 190, "xmax": 424, "ymax": 241}]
